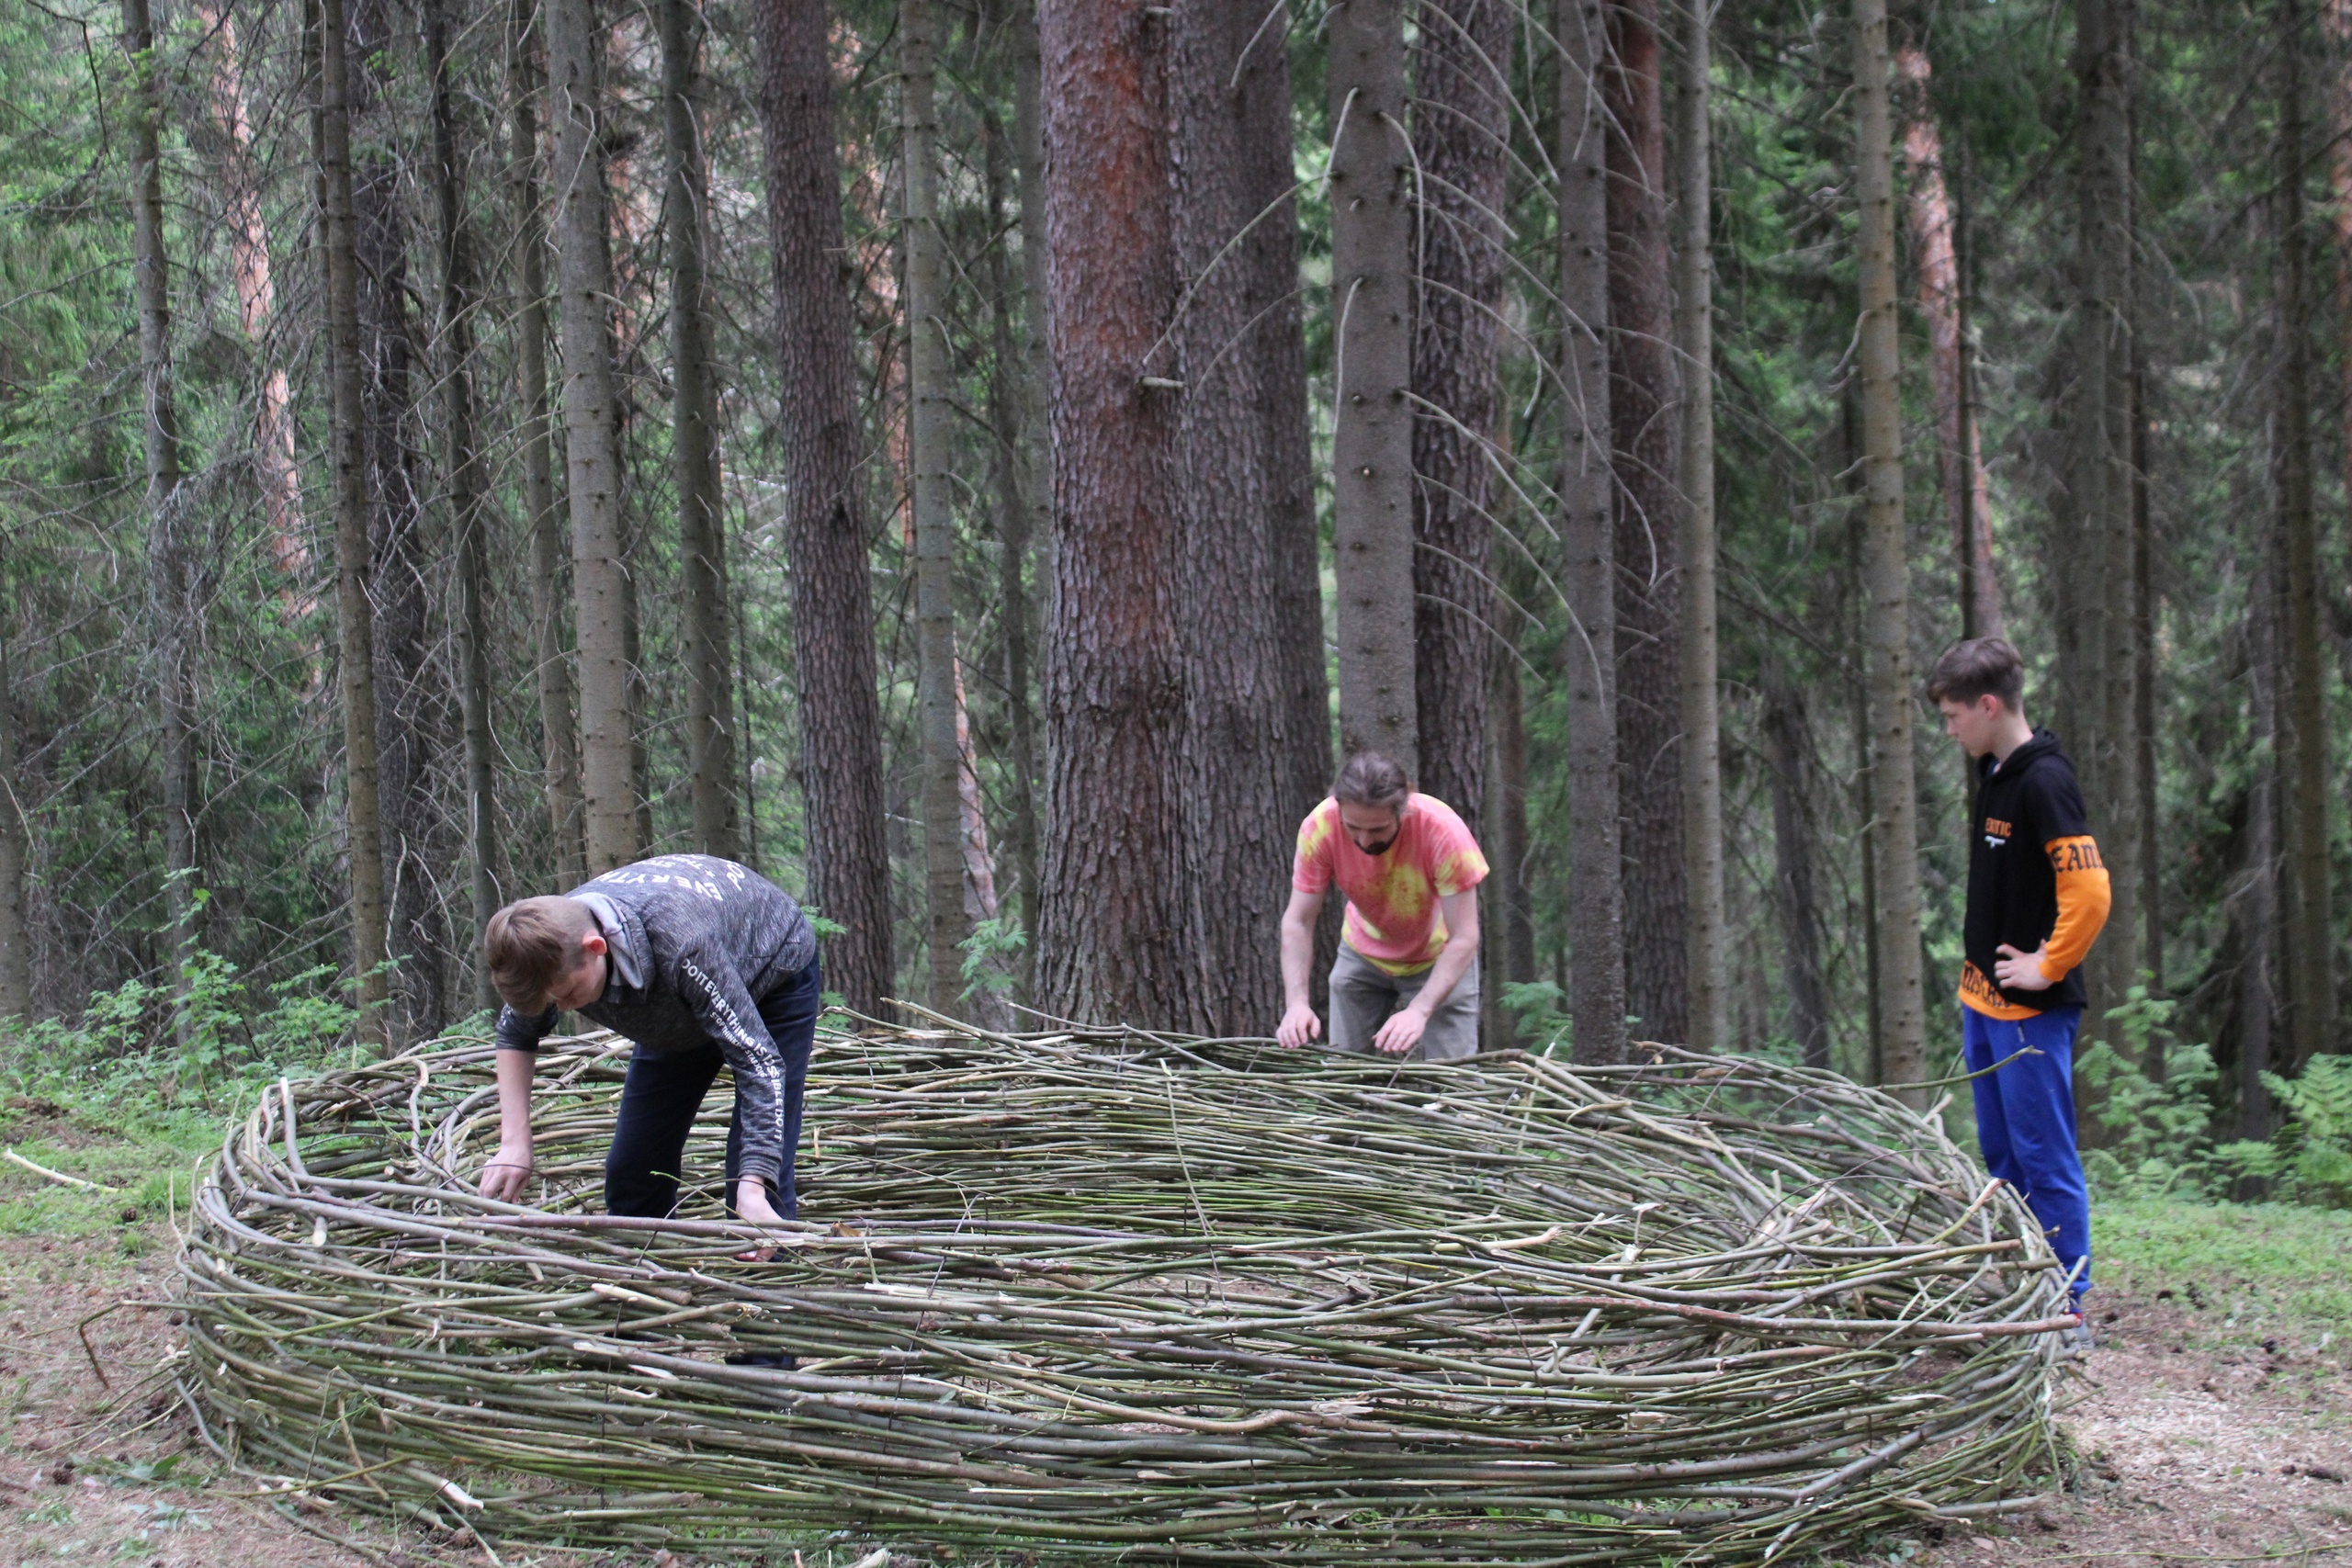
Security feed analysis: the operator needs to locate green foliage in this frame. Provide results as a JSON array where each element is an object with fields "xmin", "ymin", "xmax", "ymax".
[
  {"xmin": 2075, "ymin": 987, "xmax": 2227, "ymax": 1200},
  {"xmin": 960, "ymin": 915, "xmax": 1027, "ymax": 999},
  {"xmin": 2213, "ymin": 1055, "xmax": 2352, "ymax": 1209}
]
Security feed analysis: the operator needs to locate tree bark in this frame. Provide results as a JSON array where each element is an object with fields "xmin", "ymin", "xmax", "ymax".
[
  {"xmin": 0, "ymin": 566, "xmax": 30, "ymax": 1024},
  {"xmin": 1763, "ymin": 671, "xmax": 1831, "ymax": 1072},
  {"xmin": 2240, "ymin": 579, "xmax": 2282, "ymax": 1140},
  {"xmin": 1328, "ymin": 0, "xmax": 1417, "ymax": 771},
  {"xmin": 1853, "ymin": 0, "xmax": 1927, "ymax": 1101},
  {"xmin": 312, "ymin": 0, "xmax": 392, "ymax": 1051},
  {"xmin": 1483, "ymin": 606, "xmax": 1533, "ymax": 1052},
  {"xmin": 1675, "ymin": 0, "xmax": 1726, "ymax": 1053},
  {"xmin": 1557, "ymin": 0, "xmax": 1627, "ymax": 1066},
  {"xmin": 426, "ymin": 0, "xmax": 500, "ymax": 1010},
  {"xmin": 508, "ymin": 0, "xmax": 582, "ymax": 888},
  {"xmin": 902, "ymin": 0, "xmax": 969, "ymax": 1016},
  {"xmin": 2273, "ymin": 9, "xmax": 2335, "ymax": 1072},
  {"xmin": 549, "ymin": 0, "xmax": 638, "ymax": 875},
  {"xmin": 1409, "ymin": 0, "xmax": 1512, "ymax": 836},
  {"xmin": 662, "ymin": 0, "xmax": 738, "ymax": 861},
  {"xmin": 124, "ymin": 0, "xmax": 199, "ymax": 1013},
  {"xmin": 1603, "ymin": 0, "xmax": 1685, "ymax": 1043},
  {"xmin": 754, "ymin": 0, "xmax": 895, "ymax": 1010},
  {"xmin": 1034, "ymin": 0, "xmax": 1193, "ymax": 1027}
]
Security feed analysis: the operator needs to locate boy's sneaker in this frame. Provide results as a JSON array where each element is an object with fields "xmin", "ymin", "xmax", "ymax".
[{"xmin": 2062, "ymin": 1303, "xmax": 2095, "ymax": 1353}]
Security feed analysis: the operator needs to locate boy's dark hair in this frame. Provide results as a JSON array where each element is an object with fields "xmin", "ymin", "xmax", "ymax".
[
  {"xmin": 1332, "ymin": 751, "xmax": 1411, "ymax": 814},
  {"xmin": 484, "ymin": 895, "xmax": 597, "ymax": 1010},
  {"xmin": 1926, "ymin": 637, "xmax": 2026, "ymax": 711}
]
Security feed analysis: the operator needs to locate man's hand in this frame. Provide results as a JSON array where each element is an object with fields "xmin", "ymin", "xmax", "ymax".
[
  {"xmin": 1994, "ymin": 942, "xmax": 2054, "ymax": 991},
  {"xmin": 478, "ymin": 1140, "xmax": 535, "ymax": 1202},
  {"xmin": 1372, "ymin": 1006, "xmax": 1428, "ymax": 1056},
  {"xmin": 1277, "ymin": 1002, "xmax": 1322, "ymax": 1048}
]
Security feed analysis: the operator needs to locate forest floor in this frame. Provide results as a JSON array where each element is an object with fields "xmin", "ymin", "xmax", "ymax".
[{"xmin": 0, "ymin": 1100, "xmax": 2346, "ymax": 1568}]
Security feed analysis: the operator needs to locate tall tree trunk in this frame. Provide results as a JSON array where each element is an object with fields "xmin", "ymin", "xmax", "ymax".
[
  {"xmin": 2131, "ymin": 214, "xmax": 2162, "ymax": 996},
  {"xmin": 426, "ymin": 0, "xmax": 499, "ymax": 1010},
  {"xmin": 1675, "ymin": 0, "xmax": 1726, "ymax": 1052},
  {"xmin": 2240, "ymin": 572, "xmax": 2282, "ymax": 1139},
  {"xmin": 124, "ymin": 0, "xmax": 198, "ymax": 1014},
  {"xmin": 1763, "ymin": 671, "xmax": 1831, "ymax": 1071},
  {"xmin": 1034, "ymin": 0, "xmax": 1192, "ymax": 1027},
  {"xmin": 550, "ymin": 0, "xmax": 638, "ymax": 874},
  {"xmin": 313, "ymin": 0, "xmax": 392, "ymax": 1052},
  {"xmin": 1895, "ymin": 47, "xmax": 2000, "ymax": 640},
  {"xmin": 1603, "ymin": 0, "xmax": 1684, "ymax": 1042},
  {"xmin": 902, "ymin": 0, "xmax": 969, "ymax": 1015},
  {"xmin": 1557, "ymin": 0, "xmax": 1628, "ymax": 1066},
  {"xmin": 1409, "ymin": 0, "xmax": 1511, "ymax": 832},
  {"xmin": 0, "ymin": 570, "xmax": 30, "ymax": 1024},
  {"xmin": 662, "ymin": 0, "xmax": 738, "ymax": 860},
  {"xmin": 1167, "ymin": 0, "xmax": 1296, "ymax": 1035},
  {"xmin": 1853, "ymin": 0, "xmax": 1927, "ymax": 1101},
  {"xmin": 754, "ymin": 0, "xmax": 895, "ymax": 1010},
  {"xmin": 1328, "ymin": 0, "xmax": 1417, "ymax": 770},
  {"xmin": 509, "ymin": 0, "xmax": 582, "ymax": 887},
  {"xmin": 1483, "ymin": 611, "xmax": 1532, "ymax": 1052}
]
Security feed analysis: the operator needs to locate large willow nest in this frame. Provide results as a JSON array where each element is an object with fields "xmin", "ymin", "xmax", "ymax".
[{"xmin": 179, "ymin": 1021, "xmax": 2071, "ymax": 1564}]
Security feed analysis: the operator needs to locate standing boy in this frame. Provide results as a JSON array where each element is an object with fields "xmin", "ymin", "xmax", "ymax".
[
  {"xmin": 1929, "ymin": 638, "xmax": 2109, "ymax": 1325},
  {"xmin": 1276, "ymin": 752, "xmax": 1488, "ymax": 1060}
]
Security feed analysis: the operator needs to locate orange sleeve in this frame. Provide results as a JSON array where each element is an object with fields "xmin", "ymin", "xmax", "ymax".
[{"xmin": 2041, "ymin": 835, "xmax": 2111, "ymax": 978}]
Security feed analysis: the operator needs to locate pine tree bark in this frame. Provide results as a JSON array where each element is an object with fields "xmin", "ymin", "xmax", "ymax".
[
  {"xmin": 1602, "ymin": 0, "xmax": 1685, "ymax": 1042},
  {"xmin": 1034, "ymin": 0, "xmax": 1193, "ymax": 1027},
  {"xmin": 1409, "ymin": 0, "xmax": 1511, "ymax": 834},
  {"xmin": 902, "ymin": 0, "xmax": 969, "ymax": 1015},
  {"xmin": 1853, "ymin": 0, "xmax": 1928, "ymax": 1101},
  {"xmin": 1328, "ymin": 0, "xmax": 1417, "ymax": 770},
  {"xmin": 509, "ymin": 0, "xmax": 583, "ymax": 888},
  {"xmin": 124, "ymin": 0, "xmax": 199, "ymax": 1007},
  {"xmin": 1167, "ymin": 0, "xmax": 1298, "ymax": 1035},
  {"xmin": 1557, "ymin": 0, "xmax": 1627, "ymax": 1066},
  {"xmin": 0, "ymin": 565, "xmax": 30, "ymax": 1024},
  {"xmin": 1675, "ymin": 0, "xmax": 1726, "ymax": 1052},
  {"xmin": 754, "ymin": 0, "xmax": 895, "ymax": 1010},
  {"xmin": 662, "ymin": 0, "xmax": 738, "ymax": 860},
  {"xmin": 1763, "ymin": 671, "xmax": 1831, "ymax": 1071},
  {"xmin": 550, "ymin": 0, "xmax": 638, "ymax": 875},
  {"xmin": 1482, "ymin": 604, "xmax": 1533, "ymax": 1051},
  {"xmin": 2273, "ymin": 11, "xmax": 2335, "ymax": 1071},
  {"xmin": 312, "ymin": 0, "xmax": 392, "ymax": 1051},
  {"xmin": 426, "ymin": 0, "xmax": 500, "ymax": 1010},
  {"xmin": 2240, "ymin": 570, "xmax": 2282, "ymax": 1139}
]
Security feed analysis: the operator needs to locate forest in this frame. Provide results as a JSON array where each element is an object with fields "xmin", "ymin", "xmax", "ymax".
[{"xmin": 1, "ymin": 0, "xmax": 2348, "ymax": 1202}]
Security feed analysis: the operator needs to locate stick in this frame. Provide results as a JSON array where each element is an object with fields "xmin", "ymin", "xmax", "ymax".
[{"xmin": 5, "ymin": 1146, "xmax": 120, "ymax": 1191}]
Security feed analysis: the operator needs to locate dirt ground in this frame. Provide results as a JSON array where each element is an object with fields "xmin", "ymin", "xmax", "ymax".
[{"xmin": 0, "ymin": 1222, "xmax": 2344, "ymax": 1568}]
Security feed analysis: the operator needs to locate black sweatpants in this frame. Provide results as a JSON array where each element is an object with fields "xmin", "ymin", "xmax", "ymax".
[{"xmin": 603, "ymin": 958, "xmax": 823, "ymax": 1219}]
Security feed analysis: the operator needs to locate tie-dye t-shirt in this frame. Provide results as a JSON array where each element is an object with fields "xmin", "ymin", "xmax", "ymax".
[{"xmin": 1292, "ymin": 795, "xmax": 1489, "ymax": 976}]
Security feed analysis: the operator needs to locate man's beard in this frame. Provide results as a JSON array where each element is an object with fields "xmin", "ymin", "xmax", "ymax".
[{"xmin": 1356, "ymin": 835, "xmax": 1396, "ymax": 856}]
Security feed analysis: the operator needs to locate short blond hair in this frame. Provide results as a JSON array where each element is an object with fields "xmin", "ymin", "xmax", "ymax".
[{"xmin": 484, "ymin": 896, "xmax": 596, "ymax": 1010}]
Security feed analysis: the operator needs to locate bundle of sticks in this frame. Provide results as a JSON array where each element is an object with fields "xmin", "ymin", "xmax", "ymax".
[{"xmin": 179, "ymin": 1019, "xmax": 2069, "ymax": 1563}]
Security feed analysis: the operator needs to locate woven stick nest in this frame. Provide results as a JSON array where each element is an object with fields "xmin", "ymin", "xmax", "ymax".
[{"xmin": 178, "ymin": 1018, "xmax": 2071, "ymax": 1564}]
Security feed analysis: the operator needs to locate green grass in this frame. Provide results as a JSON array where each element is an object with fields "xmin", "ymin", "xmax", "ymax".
[{"xmin": 2098, "ymin": 1195, "xmax": 2352, "ymax": 1334}]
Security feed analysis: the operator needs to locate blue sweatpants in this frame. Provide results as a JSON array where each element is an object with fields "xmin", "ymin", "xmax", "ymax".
[{"xmin": 1960, "ymin": 1005, "xmax": 2090, "ymax": 1304}]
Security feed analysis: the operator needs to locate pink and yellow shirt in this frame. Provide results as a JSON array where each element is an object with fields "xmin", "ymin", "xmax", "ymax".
[{"xmin": 1292, "ymin": 794, "xmax": 1488, "ymax": 976}]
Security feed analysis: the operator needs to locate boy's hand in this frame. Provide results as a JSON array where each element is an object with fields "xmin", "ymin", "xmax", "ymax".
[
  {"xmin": 478, "ymin": 1140, "xmax": 535, "ymax": 1202},
  {"xmin": 1994, "ymin": 942, "xmax": 2054, "ymax": 991},
  {"xmin": 735, "ymin": 1177, "xmax": 786, "ymax": 1261}
]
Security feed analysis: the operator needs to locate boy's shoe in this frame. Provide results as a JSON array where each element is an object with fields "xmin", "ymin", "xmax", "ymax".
[{"xmin": 2061, "ymin": 1304, "xmax": 2095, "ymax": 1353}]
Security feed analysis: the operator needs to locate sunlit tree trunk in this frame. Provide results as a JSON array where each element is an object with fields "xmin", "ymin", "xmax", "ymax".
[
  {"xmin": 1675, "ymin": 0, "xmax": 1725, "ymax": 1052},
  {"xmin": 753, "ymin": 0, "xmax": 895, "ymax": 1010},
  {"xmin": 1328, "ymin": 0, "xmax": 1417, "ymax": 770},
  {"xmin": 1557, "ymin": 0, "xmax": 1627, "ymax": 1066},
  {"xmin": 1853, "ymin": 0, "xmax": 1927, "ymax": 1100}
]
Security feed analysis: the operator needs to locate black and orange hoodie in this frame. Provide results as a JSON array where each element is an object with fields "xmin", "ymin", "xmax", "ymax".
[{"xmin": 1958, "ymin": 728, "xmax": 2112, "ymax": 1020}]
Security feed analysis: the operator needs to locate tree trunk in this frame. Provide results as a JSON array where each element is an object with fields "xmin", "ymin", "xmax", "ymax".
[
  {"xmin": 1483, "ymin": 612, "xmax": 1532, "ymax": 1052},
  {"xmin": 902, "ymin": 0, "xmax": 969, "ymax": 1016},
  {"xmin": 1853, "ymin": 0, "xmax": 1927, "ymax": 1101},
  {"xmin": 1764, "ymin": 671, "xmax": 1831, "ymax": 1072},
  {"xmin": 2274, "ymin": 12, "xmax": 2335, "ymax": 1071},
  {"xmin": 1557, "ymin": 0, "xmax": 1628, "ymax": 1066},
  {"xmin": 662, "ymin": 0, "xmax": 738, "ymax": 861},
  {"xmin": 312, "ymin": 0, "xmax": 392, "ymax": 1051},
  {"xmin": 509, "ymin": 0, "xmax": 582, "ymax": 888},
  {"xmin": 1675, "ymin": 0, "xmax": 1726, "ymax": 1052},
  {"xmin": 1034, "ymin": 0, "xmax": 1193, "ymax": 1027},
  {"xmin": 754, "ymin": 0, "xmax": 895, "ymax": 1011},
  {"xmin": 2131, "ymin": 268, "xmax": 2162, "ymax": 995},
  {"xmin": 549, "ymin": 0, "xmax": 637, "ymax": 875},
  {"xmin": 0, "ymin": 574, "xmax": 30, "ymax": 1024},
  {"xmin": 1603, "ymin": 0, "xmax": 1685, "ymax": 1043},
  {"xmin": 125, "ymin": 0, "xmax": 199, "ymax": 1015},
  {"xmin": 1895, "ymin": 47, "xmax": 2000, "ymax": 641},
  {"xmin": 1168, "ymin": 0, "xmax": 1297, "ymax": 1036},
  {"xmin": 426, "ymin": 0, "xmax": 500, "ymax": 1010},
  {"xmin": 1328, "ymin": 0, "xmax": 1417, "ymax": 770},
  {"xmin": 1409, "ymin": 0, "xmax": 1512, "ymax": 834}
]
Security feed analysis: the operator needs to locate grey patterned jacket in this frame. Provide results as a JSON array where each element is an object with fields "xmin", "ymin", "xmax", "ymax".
[{"xmin": 493, "ymin": 854, "xmax": 819, "ymax": 1184}]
